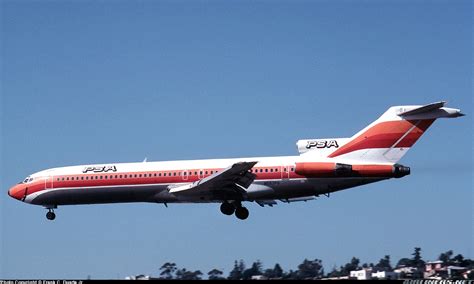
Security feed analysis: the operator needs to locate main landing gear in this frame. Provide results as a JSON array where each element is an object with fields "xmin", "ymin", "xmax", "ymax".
[
  {"xmin": 46, "ymin": 208, "xmax": 56, "ymax": 221},
  {"xmin": 220, "ymin": 201, "xmax": 249, "ymax": 220}
]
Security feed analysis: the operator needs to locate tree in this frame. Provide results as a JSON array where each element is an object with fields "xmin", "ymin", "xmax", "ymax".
[
  {"xmin": 327, "ymin": 265, "xmax": 340, "ymax": 278},
  {"xmin": 339, "ymin": 257, "xmax": 360, "ymax": 276},
  {"xmin": 297, "ymin": 258, "xmax": 324, "ymax": 279},
  {"xmin": 175, "ymin": 268, "xmax": 203, "ymax": 280},
  {"xmin": 263, "ymin": 263, "xmax": 284, "ymax": 279},
  {"xmin": 397, "ymin": 258, "xmax": 412, "ymax": 268},
  {"xmin": 283, "ymin": 269, "xmax": 298, "ymax": 280},
  {"xmin": 242, "ymin": 260, "xmax": 263, "ymax": 280},
  {"xmin": 228, "ymin": 260, "xmax": 245, "ymax": 280},
  {"xmin": 208, "ymin": 269, "xmax": 225, "ymax": 280},
  {"xmin": 412, "ymin": 247, "xmax": 425, "ymax": 268},
  {"xmin": 439, "ymin": 250, "xmax": 454, "ymax": 264},
  {"xmin": 410, "ymin": 247, "xmax": 425, "ymax": 279},
  {"xmin": 159, "ymin": 262, "xmax": 177, "ymax": 280},
  {"xmin": 374, "ymin": 255, "xmax": 392, "ymax": 272}
]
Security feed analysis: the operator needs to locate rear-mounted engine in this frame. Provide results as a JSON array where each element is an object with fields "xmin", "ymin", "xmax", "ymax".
[{"xmin": 295, "ymin": 162, "xmax": 410, "ymax": 178}]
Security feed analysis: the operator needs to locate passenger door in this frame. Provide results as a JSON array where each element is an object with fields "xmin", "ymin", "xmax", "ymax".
[{"xmin": 45, "ymin": 175, "xmax": 54, "ymax": 189}]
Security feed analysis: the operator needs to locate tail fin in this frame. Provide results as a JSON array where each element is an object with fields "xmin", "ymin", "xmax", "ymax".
[{"xmin": 328, "ymin": 101, "xmax": 464, "ymax": 163}]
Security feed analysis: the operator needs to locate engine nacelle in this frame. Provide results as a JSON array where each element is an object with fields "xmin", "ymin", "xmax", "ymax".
[{"xmin": 295, "ymin": 162, "xmax": 410, "ymax": 178}]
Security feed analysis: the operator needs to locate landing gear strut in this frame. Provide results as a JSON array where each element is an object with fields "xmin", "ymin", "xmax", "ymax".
[
  {"xmin": 46, "ymin": 209, "xmax": 56, "ymax": 221},
  {"xmin": 220, "ymin": 202, "xmax": 249, "ymax": 220}
]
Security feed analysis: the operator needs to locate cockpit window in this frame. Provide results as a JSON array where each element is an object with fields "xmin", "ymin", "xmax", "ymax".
[{"xmin": 20, "ymin": 176, "xmax": 34, "ymax": 184}]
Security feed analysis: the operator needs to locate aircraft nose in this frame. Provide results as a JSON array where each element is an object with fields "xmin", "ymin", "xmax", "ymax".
[{"xmin": 8, "ymin": 184, "xmax": 24, "ymax": 201}]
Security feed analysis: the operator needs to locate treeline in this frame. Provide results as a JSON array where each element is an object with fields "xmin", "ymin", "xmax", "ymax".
[{"xmin": 153, "ymin": 248, "xmax": 474, "ymax": 280}]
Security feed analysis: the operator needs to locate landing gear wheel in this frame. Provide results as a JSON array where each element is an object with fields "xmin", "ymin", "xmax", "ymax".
[
  {"xmin": 235, "ymin": 207, "xmax": 249, "ymax": 220},
  {"xmin": 220, "ymin": 202, "xmax": 235, "ymax": 216},
  {"xmin": 46, "ymin": 211, "xmax": 56, "ymax": 221}
]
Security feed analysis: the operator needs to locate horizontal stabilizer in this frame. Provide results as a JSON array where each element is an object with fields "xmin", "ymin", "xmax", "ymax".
[
  {"xmin": 397, "ymin": 101, "xmax": 464, "ymax": 119},
  {"xmin": 397, "ymin": 101, "xmax": 446, "ymax": 116}
]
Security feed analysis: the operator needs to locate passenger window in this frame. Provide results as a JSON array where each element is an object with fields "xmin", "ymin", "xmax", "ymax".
[
  {"xmin": 100, "ymin": 176, "xmax": 103, "ymax": 179},
  {"xmin": 173, "ymin": 172, "xmax": 176, "ymax": 176}
]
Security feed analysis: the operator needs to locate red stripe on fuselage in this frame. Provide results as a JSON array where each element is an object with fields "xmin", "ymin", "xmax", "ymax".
[{"xmin": 25, "ymin": 166, "xmax": 300, "ymax": 198}]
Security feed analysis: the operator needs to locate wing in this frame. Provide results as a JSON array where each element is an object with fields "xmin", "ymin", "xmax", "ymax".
[{"xmin": 168, "ymin": 161, "xmax": 258, "ymax": 199}]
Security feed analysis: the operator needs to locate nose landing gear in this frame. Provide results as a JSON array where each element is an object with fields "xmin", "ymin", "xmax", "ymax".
[{"xmin": 45, "ymin": 208, "xmax": 56, "ymax": 221}]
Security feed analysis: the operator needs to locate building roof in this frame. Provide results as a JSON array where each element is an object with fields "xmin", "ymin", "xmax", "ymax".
[{"xmin": 426, "ymin": 261, "xmax": 444, "ymax": 264}]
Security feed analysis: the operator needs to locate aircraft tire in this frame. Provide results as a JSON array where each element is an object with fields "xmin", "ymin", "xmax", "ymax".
[
  {"xmin": 235, "ymin": 207, "xmax": 249, "ymax": 220},
  {"xmin": 46, "ymin": 211, "xmax": 56, "ymax": 221},
  {"xmin": 220, "ymin": 202, "xmax": 235, "ymax": 215}
]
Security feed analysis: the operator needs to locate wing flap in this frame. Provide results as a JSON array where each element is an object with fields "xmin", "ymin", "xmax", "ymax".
[{"xmin": 169, "ymin": 161, "xmax": 257, "ymax": 196}]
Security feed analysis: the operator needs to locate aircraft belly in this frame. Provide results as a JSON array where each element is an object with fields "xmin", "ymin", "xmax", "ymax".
[
  {"xmin": 251, "ymin": 177, "xmax": 387, "ymax": 200},
  {"xmin": 29, "ymin": 184, "xmax": 170, "ymax": 206},
  {"xmin": 28, "ymin": 177, "xmax": 387, "ymax": 206}
]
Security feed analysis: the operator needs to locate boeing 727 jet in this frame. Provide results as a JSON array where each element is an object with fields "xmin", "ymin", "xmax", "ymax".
[{"xmin": 8, "ymin": 101, "xmax": 463, "ymax": 220}]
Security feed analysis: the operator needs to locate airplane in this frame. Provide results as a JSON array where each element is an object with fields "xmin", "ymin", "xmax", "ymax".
[{"xmin": 8, "ymin": 101, "xmax": 464, "ymax": 221}]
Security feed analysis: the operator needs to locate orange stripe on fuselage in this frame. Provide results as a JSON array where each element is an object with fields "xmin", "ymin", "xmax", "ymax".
[{"xmin": 25, "ymin": 166, "xmax": 302, "ymax": 198}]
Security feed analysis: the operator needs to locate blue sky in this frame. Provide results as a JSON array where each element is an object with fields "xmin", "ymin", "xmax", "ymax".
[{"xmin": 1, "ymin": 0, "xmax": 472, "ymax": 279}]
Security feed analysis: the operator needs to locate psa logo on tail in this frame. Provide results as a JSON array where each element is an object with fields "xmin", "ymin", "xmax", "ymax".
[{"xmin": 306, "ymin": 140, "xmax": 339, "ymax": 149}]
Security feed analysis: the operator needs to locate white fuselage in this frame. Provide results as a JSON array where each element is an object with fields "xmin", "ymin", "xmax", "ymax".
[{"xmin": 11, "ymin": 155, "xmax": 385, "ymax": 207}]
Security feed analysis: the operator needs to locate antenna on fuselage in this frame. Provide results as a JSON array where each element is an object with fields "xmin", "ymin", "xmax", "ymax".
[{"xmin": 143, "ymin": 157, "xmax": 147, "ymax": 163}]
